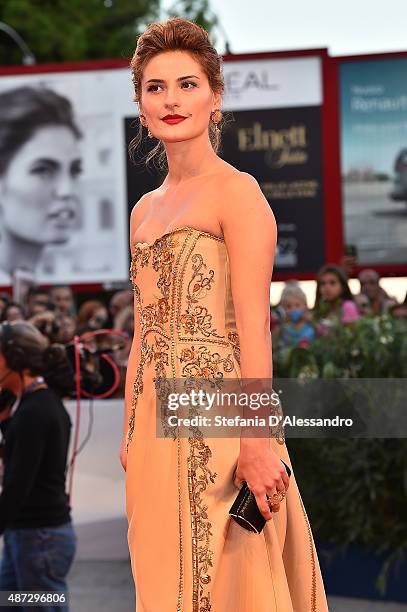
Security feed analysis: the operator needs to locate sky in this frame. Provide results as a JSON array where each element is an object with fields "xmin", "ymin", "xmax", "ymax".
[{"xmin": 163, "ymin": 0, "xmax": 407, "ymax": 57}]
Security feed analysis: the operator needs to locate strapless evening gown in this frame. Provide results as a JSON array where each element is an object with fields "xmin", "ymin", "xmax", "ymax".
[{"xmin": 125, "ymin": 226, "xmax": 329, "ymax": 612}]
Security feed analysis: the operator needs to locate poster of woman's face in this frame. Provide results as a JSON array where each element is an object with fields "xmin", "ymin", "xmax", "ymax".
[
  {"xmin": 3, "ymin": 125, "xmax": 82, "ymax": 245},
  {"xmin": 0, "ymin": 69, "xmax": 131, "ymax": 287}
]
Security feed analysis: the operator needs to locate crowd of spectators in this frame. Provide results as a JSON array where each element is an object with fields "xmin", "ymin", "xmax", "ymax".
[
  {"xmin": 271, "ymin": 263, "xmax": 406, "ymax": 353},
  {"xmin": 0, "ymin": 285, "xmax": 134, "ymax": 395},
  {"xmin": 0, "ymin": 261, "xmax": 405, "ymax": 389}
]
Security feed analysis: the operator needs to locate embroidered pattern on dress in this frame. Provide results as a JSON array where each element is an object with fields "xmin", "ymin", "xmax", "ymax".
[
  {"xmin": 227, "ymin": 330, "xmax": 241, "ymax": 367},
  {"xmin": 127, "ymin": 229, "xmax": 243, "ymax": 611},
  {"xmin": 127, "ymin": 235, "xmax": 178, "ymax": 449},
  {"xmin": 179, "ymin": 252, "xmax": 226, "ymax": 341},
  {"xmin": 299, "ymin": 494, "xmax": 317, "ymax": 611},
  {"xmin": 179, "ymin": 345, "xmax": 234, "ymax": 379},
  {"xmin": 187, "ymin": 430, "xmax": 217, "ymax": 612},
  {"xmin": 175, "ymin": 235, "xmax": 239, "ymax": 612}
]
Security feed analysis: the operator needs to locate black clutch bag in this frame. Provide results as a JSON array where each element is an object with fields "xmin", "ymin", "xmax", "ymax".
[{"xmin": 229, "ymin": 460, "xmax": 292, "ymax": 534}]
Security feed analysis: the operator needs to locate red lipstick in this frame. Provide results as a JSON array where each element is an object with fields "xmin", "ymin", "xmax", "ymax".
[{"xmin": 162, "ymin": 114, "xmax": 187, "ymax": 124}]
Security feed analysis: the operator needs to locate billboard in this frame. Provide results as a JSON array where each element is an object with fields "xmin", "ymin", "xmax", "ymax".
[
  {"xmin": 0, "ymin": 66, "xmax": 134, "ymax": 287},
  {"xmin": 340, "ymin": 56, "xmax": 407, "ymax": 266},
  {"xmin": 1, "ymin": 52, "xmax": 327, "ymax": 286}
]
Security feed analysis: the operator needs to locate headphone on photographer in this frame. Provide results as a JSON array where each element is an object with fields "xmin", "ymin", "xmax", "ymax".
[{"xmin": 0, "ymin": 322, "xmax": 27, "ymax": 374}]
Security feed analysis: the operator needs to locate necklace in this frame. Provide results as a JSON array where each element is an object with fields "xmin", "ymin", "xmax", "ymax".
[{"xmin": 21, "ymin": 376, "xmax": 47, "ymax": 397}]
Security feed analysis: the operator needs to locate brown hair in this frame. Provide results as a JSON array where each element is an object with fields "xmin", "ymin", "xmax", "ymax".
[
  {"xmin": 129, "ymin": 17, "xmax": 225, "ymax": 171},
  {"xmin": 0, "ymin": 321, "xmax": 74, "ymax": 397},
  {"xmin": 0, "ymin": 86, "xmax": 82, "ymax": 177},
  {"xmin": 77, "ymin": 300, "xmax": 106, "ymax": 326},
  {"xmin": 315, "ymin": 264, "xmax": 354, "ymax": 306}
]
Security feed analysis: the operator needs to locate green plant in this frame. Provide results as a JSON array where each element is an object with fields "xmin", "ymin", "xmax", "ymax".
[
  {"xmin": 289, "ymin": 437, "xmax": 407, "ymax": 595},
  {"xmin": 274, "ymin": 314, "xmax": 407, "ymax": 379},
  {"xmin": 273, "ymin": 313, "xmax": 407, "ymax": 595},
  {"xmin": 0, "ymin": 0, "xmax": 217, "ymax": 66}
]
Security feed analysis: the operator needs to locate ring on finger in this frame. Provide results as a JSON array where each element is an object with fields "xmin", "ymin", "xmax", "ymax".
[{"xmin": 266, "ymin": 491, "xmax": 286, "ymax": 506}]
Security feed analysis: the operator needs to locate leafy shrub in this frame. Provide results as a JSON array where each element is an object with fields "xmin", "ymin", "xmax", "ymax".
[{"xmin": 274, "ymin": 314, "xmax": 407, "ymax": 594}]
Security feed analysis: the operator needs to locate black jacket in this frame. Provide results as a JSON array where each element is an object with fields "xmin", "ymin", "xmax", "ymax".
[{"xmin": 0, "ymin": 387, "xmax": 72, "ymax": 534}]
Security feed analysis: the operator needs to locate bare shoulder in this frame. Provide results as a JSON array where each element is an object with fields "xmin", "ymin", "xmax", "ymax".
[
  {"xmin": 220, "ymin": 170, "xmax": 266, "ymax": 199},
  {"xmin": 218, "ymin": 171, "xmax": 276, "ymax": 240},
  {"xmin": 129, "ymin": 190, "xmax": 154, "ymax": 225}
]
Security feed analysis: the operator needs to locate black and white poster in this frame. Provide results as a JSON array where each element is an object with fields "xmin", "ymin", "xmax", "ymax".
[{"xmin": 0, "ymin": 68, "xmax": 132, "ymax": 286}]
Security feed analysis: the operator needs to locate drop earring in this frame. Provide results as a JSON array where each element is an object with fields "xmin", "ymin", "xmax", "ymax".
[
  {"xmin": 211, "ymin": 109, "xmax": 222, "ymax": 133},
  {"xmin": 140, "ymin": 113, "xmax": 153, "ymax": 138}
]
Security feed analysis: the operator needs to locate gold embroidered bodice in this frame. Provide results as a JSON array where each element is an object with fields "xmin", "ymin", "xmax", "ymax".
[{"xmin": 126, "ymin": 226, "xmax": 241, "ymax": 450}]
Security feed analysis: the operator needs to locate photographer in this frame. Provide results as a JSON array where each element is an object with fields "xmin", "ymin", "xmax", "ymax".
[{"xmin": 0, "ymin": 321, "xmax": 76, "ymax": 611}]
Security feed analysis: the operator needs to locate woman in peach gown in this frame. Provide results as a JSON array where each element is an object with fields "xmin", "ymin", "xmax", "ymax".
[{"xmin": 120, "ymin": 17, "xmax": 329, "ymax": 612}]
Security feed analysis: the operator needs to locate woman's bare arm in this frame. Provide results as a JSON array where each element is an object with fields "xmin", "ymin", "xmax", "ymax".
[
  {"xmin": 220, "ymin": 172, "xmax": 276, "ymax": 379},
  {"xmin": 218, "ymin": 172, "xmax": 289, "ymax": 519}
]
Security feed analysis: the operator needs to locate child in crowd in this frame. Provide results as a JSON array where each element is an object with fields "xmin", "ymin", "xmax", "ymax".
[
  {"xmin": 354, "ymin": 293, "xmax": 372, "ymax": 317},
  {"xmin": 272, "ymin": 282, "xmax": 315, "ymax": 350},
  {"xmin": 313, "ymin": 264, "xmax": 359, "ymax": 335}
]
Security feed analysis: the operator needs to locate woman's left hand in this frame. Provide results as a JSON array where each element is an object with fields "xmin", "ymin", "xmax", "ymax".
[{"xmin": 233, "ymin": 439, "xmax": 290, "ymax": 519}]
